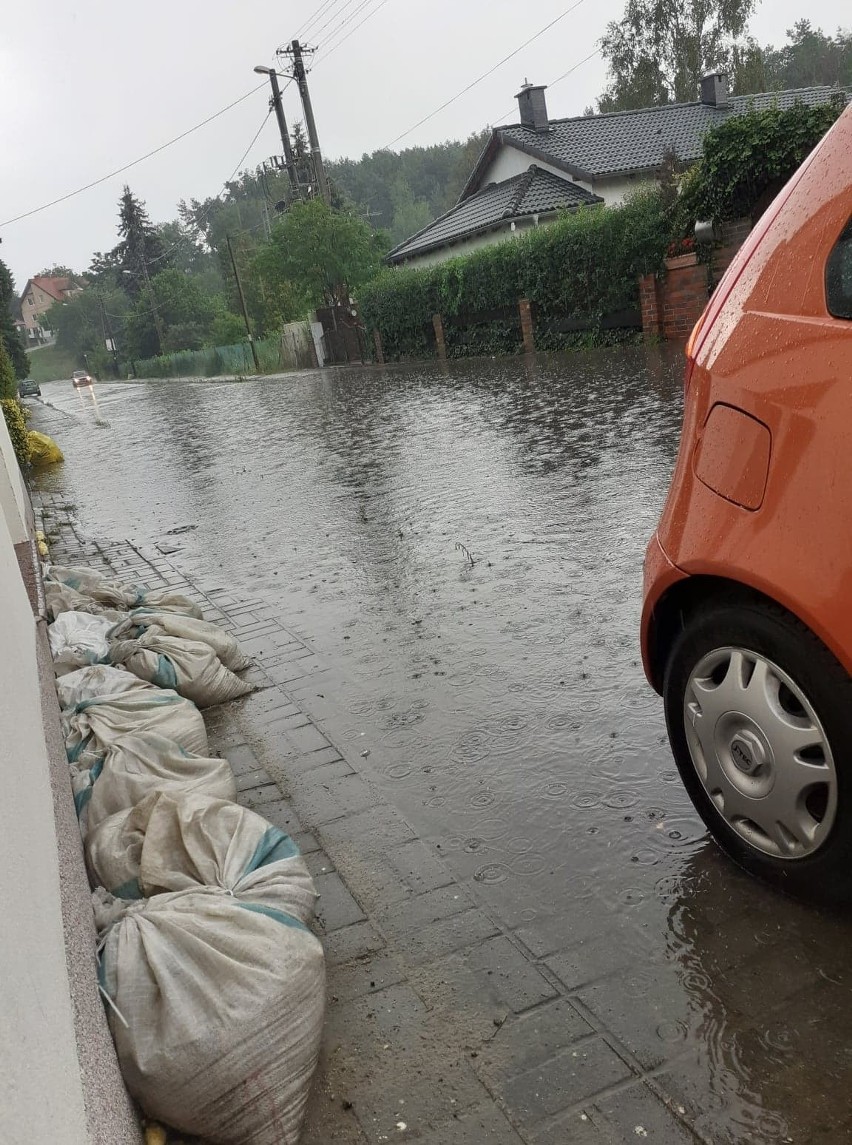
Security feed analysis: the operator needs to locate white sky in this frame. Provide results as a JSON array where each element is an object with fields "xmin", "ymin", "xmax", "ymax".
[{"xmin": 1, "ymin": 0, "xmax": 848, "ymax": 289}]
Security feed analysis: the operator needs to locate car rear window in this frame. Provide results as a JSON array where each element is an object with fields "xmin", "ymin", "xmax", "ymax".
[{"xmin": 826, "ymin": 215, "xmax": 852, "ymax": 319}]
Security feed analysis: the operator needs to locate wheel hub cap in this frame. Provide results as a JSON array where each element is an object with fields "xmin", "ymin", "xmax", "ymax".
[{"xmin": 683, "ymin": 647, "xmax": 837, "ymax": 860}]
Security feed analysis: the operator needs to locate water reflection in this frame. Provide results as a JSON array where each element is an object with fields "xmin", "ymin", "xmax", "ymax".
[{"xmin": 32, "ymin": 346, "xmax": 852, "ymax": 1142}]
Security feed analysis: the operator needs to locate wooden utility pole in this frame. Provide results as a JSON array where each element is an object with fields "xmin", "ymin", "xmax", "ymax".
[
  {"xmin": 284, "ymin": 40, "xmax": 330, "ymax": 203},
  {"xmin": 226, "ymin": 235, "xmax": 260, "ymax": 372}
]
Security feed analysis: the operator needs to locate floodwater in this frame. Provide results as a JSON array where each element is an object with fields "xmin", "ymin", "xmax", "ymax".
[{"xmin": 33, "ymin": 348, "xmax": 852, "ymax": 1143}]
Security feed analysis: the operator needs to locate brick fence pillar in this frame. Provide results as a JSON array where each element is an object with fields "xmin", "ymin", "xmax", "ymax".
[
  {"xmin": 639, "ymin": 273, "xmax": 662, "ymax": 340},
  {"xmin": 372, "ymin": 328, "xmax": 385, "ymax": 365},
  {"xmin": 432, "ymin": 313, "xmax": 447, "ymax": 360},
  {"xmin": 518, "ymin": 298, "xmax": 535, "ymax": 353}
]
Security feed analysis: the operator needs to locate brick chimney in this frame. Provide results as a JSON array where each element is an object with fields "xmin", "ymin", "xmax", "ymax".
[
  {"xmin": 516, "ymin": 80, "xmax": 549, "ymax": 132},
  {"xmin": 700, "ymin": 72, "xmax": 729, "ymax": 107}
]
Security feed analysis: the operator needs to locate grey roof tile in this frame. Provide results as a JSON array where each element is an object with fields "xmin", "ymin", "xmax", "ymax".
[
  {"xmin": 495, "ymin": 86, "xmax": 847, "ymax": 181},
  {"xmin": 387, "ymin": 167, "xmax": 601, "ymax": 263}
]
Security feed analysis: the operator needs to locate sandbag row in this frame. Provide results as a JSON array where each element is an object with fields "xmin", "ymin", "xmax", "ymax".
[
  {"xmin": 46, "ymin": 563, "xmax": 253, "ymax": 707},
  {"xmin": 45, "ymin": 564, "xmax": 326, "ymax": 1144}
]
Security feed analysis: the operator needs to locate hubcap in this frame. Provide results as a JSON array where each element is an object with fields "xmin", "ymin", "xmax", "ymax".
[{"xmin": 683, "ymin": 647, "xmax": 837, "ymax": 860}]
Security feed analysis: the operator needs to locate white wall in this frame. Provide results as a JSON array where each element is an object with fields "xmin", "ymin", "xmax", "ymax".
[
  {"xmin": 399, "ymin": 218, "xmax": 541, "ymax": 269},
  {"xmin": 0, "ymin": 509, "xmax": 89, "ymax": 1143},
  {"xmin": 478, "ymin": 144, "xmax": 658, "ymax": 207},
  {"xmin": 592, "ymin": 174, "xmax": 656, "ymax": 205}
]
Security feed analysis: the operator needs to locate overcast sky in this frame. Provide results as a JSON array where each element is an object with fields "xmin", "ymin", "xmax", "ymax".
[{"xmin": 1, "ymin": 0, "xmax": 848, "ymax": 289}]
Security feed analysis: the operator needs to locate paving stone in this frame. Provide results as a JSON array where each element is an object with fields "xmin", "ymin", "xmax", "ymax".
[
  {"xmin": 292, "ymin": 760, "xmax": 354, "ymax": 789},
  {"xmin": 315, "ymin": 871, "xmax": 367, "ymax": 932},
  {"xmin": 265, "ymin": 657, "xmax": 323, "ymax": 685},
  {"xmin": 240, "ymin": 782, "xmax": 286, "ymax": 808},
  {"xmin": 223, "ymin": 743, "xmax": 261, "ymax": 776},
  {"xmin": 304, "ymin": 849, "xmax": 336, "ymax": 878},
  {"xmin": 254, "ymin": 798, "xmax": 303, "ymax": 836},
  {"xmin": 575, "ymin": 962, "xmax": 697, "ymax": 1071},
  {"xmin": 379, "ymin": 884, "xmax": 475, "ymax": 932},
  {"xmin": 321, "ymin": 984, "xmax": 489, "ymax": 1137},
  {"xmin": 593, "ymin": 1079, "xmax": 696, "ymax": 1143},
  {"xmin": 386, "ymin": 909, "xmax": 501, "ymax": 966},
  {"xmin": 235, "ymin": 767, "xmax": 272, "ymax": 793},
  {"xmin": 464, "ymin": 935, "xmax": 559, "ymax": 1014},
  {"xmin": 546, "ymin": 926, "xmax": 654, "ymax": 992},
  {"xmin": 324, "ymin": 921, "xmax": 386, "ymax": 967},
  {"xmin": 501, "ymin": 1039, "xmax": 634, "ymax": 1126},
  {"xmin": 327, "ymin": 953, "xmax": 407, "ymax": 1003},
  {"xmin": 296, "ymin": 773, "xmax": 381, "ymax": 827},
  {"xmin": 287, "ymin": 744, "xmax": 346, "ymax": 773},
  {"xmin": 316, "ymin": 805, "xmax": 417, "ymax": 854},
  {"xmin": 528, "ymin": 1110, "xmax": 607, "ymax": 1144},
  {"xmin": 292, "ymin": 831, "xmax": 322, "ymax": 855},
  {"xmin": 477, "ymin": 999, "xmax": 596, "ymax": 1083},
  {"xmin": 411, "ymin": 1102, "xmax": 526, "ymax": 1144},
  {"xmin": 284, "ymin": 722, "xmax": 334, "ymax": 755}
]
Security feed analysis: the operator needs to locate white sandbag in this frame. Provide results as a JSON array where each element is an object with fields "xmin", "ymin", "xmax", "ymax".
[
  {"xmin": 45, "ymin": 580, "xmax": 127, "ymax": 623},
  {"xmin": 86, "ymin": 790, "xmax": 316, "ymax": 921},
  {"xmin": 74, "ymin": 734, "xmax": 236, "ymax": 836},
  {"xmin": 45, "ymin": 563, "xmax": 203, "ymax": 620},
  {"xmin": 63, "ymin": 684, "xmax": 209, "ymax": 770},
  {"xmin": 95, "ymin": 887, "xmax": 325, "ymax": 1145},
  {"xmin": 110, "ymin": 610, "xmax": 251, "ymax": 671},
  {"xmin": 109, "ymin": 631, "xmax": 252, "ymax": 708},
  {"xmin": 49, "ymin": 611, "xmax": 114, "ymax": 676},
  {"xmin": 56, "ymin": 664, "xmax": 150, "ymax": 710}
]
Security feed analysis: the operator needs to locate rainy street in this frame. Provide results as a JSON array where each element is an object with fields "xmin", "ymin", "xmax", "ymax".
[{"xmin": 32, "ymin": 347, "xmax": 852, "ymax": 1144}]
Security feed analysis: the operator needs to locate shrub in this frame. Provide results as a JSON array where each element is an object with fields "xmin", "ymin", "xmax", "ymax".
[
  {"xmin": 1, "ymin": 398, "xmax": 31, "ymax": 467},
  {"xmin": 359, "ymin": 190, "xmax": 671, "ymax": 359},
  {"xmin": 0, "ymin": 336, "xmax": 17, "ymax": 400}
]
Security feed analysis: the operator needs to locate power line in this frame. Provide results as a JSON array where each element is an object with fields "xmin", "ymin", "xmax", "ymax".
[
  {"xmin": 315, "ymin": 0, "xmax": 393, "ymax": 62},
  {"xmin": 304, "ymin": 0, "xmax": 364, "ymax": 46},
  {"xmin": 382, "ymin": 0, "xmax": 590, "ymax": 149},
  {"xmin": 0, "ymin": 85, "xmax": 267, "ymax": 229},
  {"xmin": 491, "ymin": 46, "xmax": 603, "ymax": 125},
  {"xmin": 292, "ymin": 0, "xmax": 344, "ymax": 42},
  {"xmin": 105, "ymin": 108, "xmax": 274, "ymax": 319}
]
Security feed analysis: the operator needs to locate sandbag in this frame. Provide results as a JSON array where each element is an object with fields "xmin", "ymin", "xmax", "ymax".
[
  {"xmin": 110, "ymin": 610, "xmax": 251, "ymax": 671},
  {"xmin": 45, "ymin": 580, "xmax": 127, "ymax": 623},
  {"xmin": 49, "ymin": 611, "xmax": 114, "ymax": 676},
  {"xmin": 28, "ymin": 430, "xmax": 64, "ymax": 466},
  {"xmin": 109, "ymin": 631, "xmax": 252, "ymax": 708},
  {"xmin": 86, "ymin": 790, "xmax": 316, "ymax": 923},
  {"xmin": 73, "ymin": 734, "xmax": 236, "ymax": 836},
  {"xmin": 45, "ymin": 564, "xmax": 203, "ymax": 619},
  {"xmin": 63, "ymin": 684, "xmax": 209, "ymax": 770},
  {"xmin": 95, "ymin": 887, "xmax": 325, "ymax": 1145},
  {"xmin": 56, "ymin": 664, "xmax": 150, "ymax": 710}
]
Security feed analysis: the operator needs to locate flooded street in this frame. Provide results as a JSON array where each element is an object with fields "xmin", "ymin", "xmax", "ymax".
[{"xmin": 34, "ymin": 347, "xmax": 852, "ymax": 1143}]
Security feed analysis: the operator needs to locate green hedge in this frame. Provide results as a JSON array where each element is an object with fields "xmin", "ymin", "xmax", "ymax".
[
  {"xmin": 134, "ymin": 335, "xmax": 285, "ymax": 379},
  {"xmin": 360, "ymin": 190, "xmax": 671, "ymax": 359},
  {"xmin": 1, "ymin": 398, "xmax": 31, "ymax": 467}
]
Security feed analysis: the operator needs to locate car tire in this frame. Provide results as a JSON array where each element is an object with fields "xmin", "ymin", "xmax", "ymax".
[{"xmin": 663, "ymin": 595, "xmax": 852, "ymax": 903}]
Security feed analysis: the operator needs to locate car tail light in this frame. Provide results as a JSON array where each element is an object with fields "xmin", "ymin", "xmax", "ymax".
[{"xmin": 682, "ymin": 128, "xmax": 831, "ymax": 394}]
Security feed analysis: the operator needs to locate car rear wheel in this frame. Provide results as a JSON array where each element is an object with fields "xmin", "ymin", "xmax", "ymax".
[{"xmin": 663, "ymin": 597, "xmax": 852, "ymax": 903}]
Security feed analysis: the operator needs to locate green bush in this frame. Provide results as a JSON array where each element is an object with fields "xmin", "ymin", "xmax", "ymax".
[
  {"xmin": 1, "ymin": 398, "xmax": 31, "ymax": 467},
  {"xmin": 134, "ymin": 335, "xmax": 285, "ymax": 379},
  {"xmin": 0, "ymin": 336, "xmax": 17, "ymax": 399},
  {"xmin": 676, "ymin": 98, "xmax": 846, "ymax": 227},
  {"xmin": 359, "ymin": 190, "xmax": 671, "ymax": 359}
]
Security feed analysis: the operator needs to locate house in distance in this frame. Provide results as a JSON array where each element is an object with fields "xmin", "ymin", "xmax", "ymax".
[{"xmin": 386, "ymin": 74, "xmax": 845, "ymax": 269}]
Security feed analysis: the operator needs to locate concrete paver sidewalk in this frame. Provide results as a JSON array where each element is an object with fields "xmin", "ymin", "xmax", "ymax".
[{"xmin": 36, "ymin": 491, "xmax": 701, "ymax": 1145}]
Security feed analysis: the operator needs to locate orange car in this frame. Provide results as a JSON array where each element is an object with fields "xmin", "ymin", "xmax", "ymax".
[{"xmin": 642, "ymin": 103, "xmax": 852, "ymax": 901}]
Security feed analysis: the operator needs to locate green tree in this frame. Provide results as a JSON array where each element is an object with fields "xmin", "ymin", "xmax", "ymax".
[
  {"xmin": 0, "ymin": 258, "xmax": 30, "ymax": 380},
  {"xmin": 389, "ymin": 175, "xmax": 435, "ymax": 246},
  {"xmin": 113, "ymin": 185, "xmax": 170, "ymax": 297},
  {"xmin": 253, "ymin": 200, "xmax": 386, "ymax": 310},
  {"xmin": 124, "ymin": 268, "xmax": 219, "ymax": 357},
  {"xmin": 0, "ymin": 334, "xmax": 17, "ymax": 399},
  {"xmin": 763, "ymin": 21, "xmax": 852, "ymax": 90},
  {"xmin": 598, "ymin": 0, "xmax": 758, "ymax": 111},
  {"xmin": 35, "ymin": 264, "xmax": 75, "ymax": 278}
]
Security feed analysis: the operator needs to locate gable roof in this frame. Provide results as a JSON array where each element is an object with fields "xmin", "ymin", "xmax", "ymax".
[
  {"xmin": 462, "ymin": 86, "xmax": 847, "ymax": 200},
  {"xmin": 386, "ymin": 166, "xmax": 601, "ymax": 264},
  {"xmin": 21, "ymin": 276, "xmax": 81, "ymax": 304}
]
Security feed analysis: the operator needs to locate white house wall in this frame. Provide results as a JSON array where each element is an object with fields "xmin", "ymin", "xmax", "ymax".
[
  {"xmin": 482, "ymin": 145, "xmax": 580, "ymax": 190},
  {"xmin": 400, "ymin": 220, "xmax": 539, "ymax": 269}
]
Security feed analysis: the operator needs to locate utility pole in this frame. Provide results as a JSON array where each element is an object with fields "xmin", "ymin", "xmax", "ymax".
[
  {"xmin": 226, "ymin": 235, "xmax": 260, "ymax": 372},
  {"xmin": 254, "ymin": 66, "xmax": 298, "ymax": 194},
  {"xmin": 284, "ymin": 40, "xmax": 330, "ymax": 203},
  {"xmin": 97, "ymin": 296, "xmax": 120, "ymax": 376},
  {"xmin": 140, "ymin": 258, "xmax": 166, "ymax": 357}
]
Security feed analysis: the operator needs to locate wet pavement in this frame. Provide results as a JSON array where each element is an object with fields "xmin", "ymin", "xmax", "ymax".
[{"xmin": 31, "ymin": 348, "xmax": 852, "ymax": 1144}]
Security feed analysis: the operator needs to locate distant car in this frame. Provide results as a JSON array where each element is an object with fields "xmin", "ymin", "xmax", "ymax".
[
  {"xmin": 71, "ymin": 369, "xmax": 94, "ymax": 388},
  {"xmin": 18, "ymin": 379, "xmax": 41, "ymax": 397}
]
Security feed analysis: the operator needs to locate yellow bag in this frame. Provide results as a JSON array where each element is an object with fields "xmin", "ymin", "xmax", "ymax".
[{"xmin": 27, "ymin": 430, "xmax": 64, "ymax": 466}]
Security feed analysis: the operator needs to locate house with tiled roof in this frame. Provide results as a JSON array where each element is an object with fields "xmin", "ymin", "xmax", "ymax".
[
  {"xmin": 387, "ymin": 74, "xmax": 847, "ymax": 268},
  {"xmin": 19, "ymin": 275, "xmax": 84, "ymax": 344}
]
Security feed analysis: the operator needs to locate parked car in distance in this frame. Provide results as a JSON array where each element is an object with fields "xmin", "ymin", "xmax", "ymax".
[
  {"xmin": 18, "ymin": 378, "xmax": 41, "ymax": 398},
  {"xmin": 642, "ymin": 103, "xmax": 852, "ymax": 903},
  {"xmin": 71, "ymin": 369, "xmax": 94, "ymax": 388}
]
